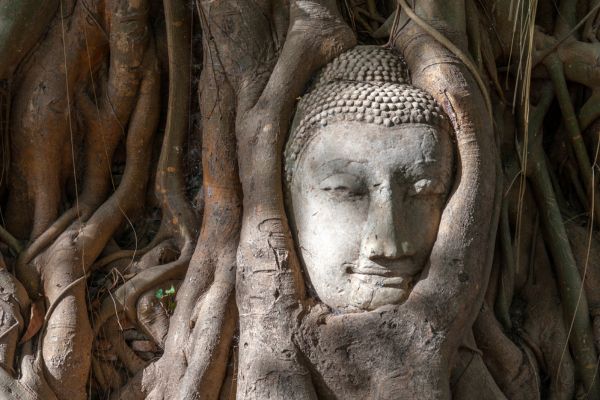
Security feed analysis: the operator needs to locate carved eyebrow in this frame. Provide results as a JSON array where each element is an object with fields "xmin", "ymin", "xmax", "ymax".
[
  {"xmin": 414, "ymin": 159, "xmax": 440, "ymax": 165},
  {"xmin": 317, "ymin": 159, "xmax": 367, "ymax": 169}
]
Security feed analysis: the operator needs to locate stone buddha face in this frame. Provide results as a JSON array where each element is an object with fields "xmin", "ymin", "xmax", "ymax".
[{"xmin": 285, "ymin": 46, "xmax": 454, "ymax": 312}]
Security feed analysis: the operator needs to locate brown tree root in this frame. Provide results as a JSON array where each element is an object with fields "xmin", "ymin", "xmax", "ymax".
[
  {"xmin": 519, "ymin": 83, "xmax": 600, "ymax": 397},
  {"xmin": 93, "ymin": 243, "xmax": 192, "ymax": 335},
  {"xmin": 4, "ymin": 1, "xmax": 600, "ymax": 398},
  {"xmin": 473, "ymin": 303, "xmax": 542, "ymax": 400},
  {"xmin": 145, "ymin": 8, "xmax": 242, "ymax": 394},
  {"xmin": 6, "ymin": 0, "xmax": 108, "ymax": 240},
  {"xmin": 3, "ymin": 35, "xmax": 161, "ymax": 399},
  {"xmin": 0, "ymin": 258, "xmax": 29, "ymax": 376},
  {"xmin": 0, "ymin": 356, "xmax": 57, "ymax": 400},
  {"xmin": 390, "ymin": 2, "xmax": 500, "ymax": 395},
  {"xmin": 230, "ymin": 1, "xmax": 355, "ymax": 398},
  {"xmin": 104, "ymin": 316, "xmax": 148, "ymax": 375}
]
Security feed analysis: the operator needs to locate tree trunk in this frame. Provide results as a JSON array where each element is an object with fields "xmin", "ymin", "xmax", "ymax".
[{"xmin": 0, "ymin": 0, "xmax": 600, "ymax": 398}]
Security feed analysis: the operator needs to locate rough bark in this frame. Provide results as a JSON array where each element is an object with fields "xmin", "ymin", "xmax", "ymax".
[{"xmin": 0, "ymin": 0, "xmax": 600, "ymax": 398}]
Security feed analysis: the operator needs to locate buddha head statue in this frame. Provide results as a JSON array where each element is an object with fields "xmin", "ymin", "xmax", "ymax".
[{"xmin": 285, "ymin": 46, "xmax": 455, "ymax": 312}]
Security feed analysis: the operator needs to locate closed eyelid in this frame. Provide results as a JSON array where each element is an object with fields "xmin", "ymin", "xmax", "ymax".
[
  {"xmin": 319, "ymin": 173, "xmax": 363, "ymax": 186},
  {"xmin": 318, "ymin": 173, "xmax": 368, "ymax": 199},
  {"xmin": 409, "ymin": 178, "xmax": 447, "ymax": 195}
]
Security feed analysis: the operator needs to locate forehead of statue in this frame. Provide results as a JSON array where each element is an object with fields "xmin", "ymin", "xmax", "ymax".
[{"xmin": 294, "ymin": 121, "xmax": 453, "ymax": 183}]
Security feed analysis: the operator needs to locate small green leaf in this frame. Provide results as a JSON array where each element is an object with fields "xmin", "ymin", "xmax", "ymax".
[
  {"xmin": 155, "ymin": 288, "xmax": 164, "ymax": 299},
  {"xmin": 165, "ymin": 285, "xmax": 176, "ymax": 296}
]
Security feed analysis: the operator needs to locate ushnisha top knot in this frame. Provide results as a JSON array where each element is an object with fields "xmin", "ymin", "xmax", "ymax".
[
  {"xmin": 284, "ymin": 45, "xmax": 451, "ymax": 185},
  {"xmin": 314, "ymin": 45, "xmax": 410, "ymax": 86}
]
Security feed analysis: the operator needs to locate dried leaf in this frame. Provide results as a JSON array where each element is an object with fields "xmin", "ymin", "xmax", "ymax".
[{"xmin": 19, "ymin": 300, "xmax": 45, "ymax": 345}]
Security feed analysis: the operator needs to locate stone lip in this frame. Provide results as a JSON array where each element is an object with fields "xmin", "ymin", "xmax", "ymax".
[{"xmin": 345, "ymin": 259, "xmax": 418, "ymax": 289}]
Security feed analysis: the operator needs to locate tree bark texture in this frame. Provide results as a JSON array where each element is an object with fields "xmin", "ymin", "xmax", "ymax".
[{"xmin": 0, "ymin": 0, "xmax": 600, "ymax": 399}]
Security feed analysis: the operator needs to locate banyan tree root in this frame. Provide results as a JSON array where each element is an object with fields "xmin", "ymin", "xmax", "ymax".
[
  {"xmin": 0, "ymin": 255, "xmax": 29, "ymax": 377},
  {"xmin": 2, "ymin": 0, "xmax": 600, "ymax": 398},
  {"xmin": 92, "ymin": 0, "xmax": 200, "ymax": 363},
  {"xmin": 384, "ymin": 1, "xmax": 499, "ymax": 395},
  {"xmin": 0, "ymin": 0, "xmax": 160, "ymax": 395},
  {"xmin": 7, "ymin": 0, "xmax": 150, "ymax": 241},
  {"xmin": 35, "ymin": 46, "xmax": 159, "ymax": 399}
]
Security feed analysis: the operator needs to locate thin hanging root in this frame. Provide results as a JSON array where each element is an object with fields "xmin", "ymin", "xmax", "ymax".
[
  {"xmin": 0, "ymin": 226, "xmax": 22, "ymax": 255},
  {"xmin": 157, "ymin": 0, "xmax": 198, "ymax": 245},
  {"xmin": 579, "ymin": 90, "xmax": 600, "ymax": 131},
  {"xmin": 519, "ymin": 84, "xmax": 600, "ymax": 399},
  {"xmin": 495, "ymin": 199, "xmax": 515, "ymax": 331},
  {"xmin": 544, "ymin": 54, "xmax": 600, "ymax": 227}
]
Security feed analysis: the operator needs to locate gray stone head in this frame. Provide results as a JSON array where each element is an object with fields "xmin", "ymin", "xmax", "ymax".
[{"xmin": 285, "ymin": 46, "xmax": 455, "ymax": 312}]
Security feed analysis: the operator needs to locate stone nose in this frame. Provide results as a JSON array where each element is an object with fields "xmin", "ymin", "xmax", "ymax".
[{"xmin": 360, "ymin": 184, "xmax": 414, "ymax": 261}]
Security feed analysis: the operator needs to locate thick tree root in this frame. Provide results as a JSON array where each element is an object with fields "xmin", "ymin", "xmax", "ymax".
[{"xmin": 2, "ymin": 1, "xmax": 600, "ymax": 398}]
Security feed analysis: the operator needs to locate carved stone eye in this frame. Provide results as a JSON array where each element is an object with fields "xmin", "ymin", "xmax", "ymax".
[
  {"xmin": 409, "ymin": 178, "xmax": 445, "ymax": 197},
  {"xmin": 320, "ymin": 174, "xmax": 366, "ymax": 198}
]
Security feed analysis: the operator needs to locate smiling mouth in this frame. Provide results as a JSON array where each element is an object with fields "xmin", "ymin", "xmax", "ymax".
[{"xmin": 344, "ymin": 263, "xmax": 415, "ymax": 289}]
